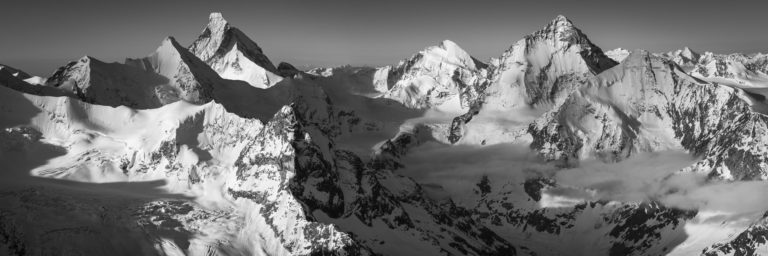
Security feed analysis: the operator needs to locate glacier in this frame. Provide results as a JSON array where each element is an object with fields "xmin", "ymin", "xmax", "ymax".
[{"xmin": 1, "ymin": 13, "xmax": 768, "ymax": 256}]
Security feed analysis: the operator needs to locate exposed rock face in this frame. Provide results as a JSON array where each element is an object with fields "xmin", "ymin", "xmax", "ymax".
[
  {"xmin": 126, "ymin": 37, "xmax": 220, "ymax": 104},
  {"xmin": 483, "ymin": 15, "xmax": 616, "ymax": 108},
  {"xmin": 189, "ymin": 12, "xmax": 282, "ymax": 88},
  {"xmin": 529, "ymin": 50, "xmax": 768, "ymax": 180},
  {"xmin": 662, "ymin": 47, "xmax": 768, "ymax": 90},
  {"xmin": 703, "ymin": 212, "xmax": 768, "ymax": 256},
  {"xmin": 277, "ymin": 62, "xmax": 301, "ymax": 78},
  {"xmin": 377, "ymin": 40, "xmax": 488, "ymax": 110},
  {"xmin": 226, "ymin": 99, "xmax": 516, "ymax": 255},
  {"xmin": 448, "ymin": 15, "xmax": 617, "ymax": 145},
  {"xmin": 0, "ymin": 64, "xmax": 31, "ymax": 80},
  {"xmin": 45, "ymin": 56, "xmax": 167, "ymax": 108},
  {"xmin": 476, "ymin": 187, "xmax": 696, "ymax": 256},
  {"xmin": 0, "ymin": 64, "xmax": 68, "ymax": 97},
  {"xmin": 5, "ymin": 11, "xmax": 768, "ymax": 256}
]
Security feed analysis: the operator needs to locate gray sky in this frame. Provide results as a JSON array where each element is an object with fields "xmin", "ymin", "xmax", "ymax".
[{"xmin": 2, "ymin": 0, "xmax": 766, "ymax": 75}]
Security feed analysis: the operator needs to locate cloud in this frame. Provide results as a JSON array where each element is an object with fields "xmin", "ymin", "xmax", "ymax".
[
  {"xmin": 398, "ymin": 141, "xmax": 555, "ymax": 206},
  {"xmin": 550, "ymin": 151, "xmax": 698, "ymax": 202},
  {"xmin": 661, "ymin": 179, "xmax": 768, "ymax": 215},
  {"xmin": 549, "ymin": 150, "xmax": 768, "ymax": 217},
  {"xmin": 400, "ymin": 143, "xmax": 768, "ymax": 218}
]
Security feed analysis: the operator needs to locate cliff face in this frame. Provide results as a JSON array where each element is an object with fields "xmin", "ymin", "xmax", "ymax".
[
  {"xmin": 4, "ymin": 12, "xmax": 768, "ymax": 256},
  {"xmin": 529, "ymin": 50, "xmax": 768, "ymax": 180}
]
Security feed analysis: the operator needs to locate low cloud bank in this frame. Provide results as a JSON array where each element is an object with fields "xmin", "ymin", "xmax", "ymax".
[
  {"xmin": 398, "ymin": 142, "xmax": 555, "ymax": 205},
  {"xmin": 549, "ymin": 151, "xmax": 768, "ymax": 217},
  {"xmin": 399, "ymin": 142, "xmax": 768, "ymax": 217}
]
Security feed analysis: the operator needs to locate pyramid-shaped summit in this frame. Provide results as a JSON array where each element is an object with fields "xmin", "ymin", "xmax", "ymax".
[
  {"xmin": 550, "ymin": 15, "xmax": 574, "ymax": 27},
  {"xmin": 188, "ymin": 12, "xmax": 282, "ymax": 88},
  {"xmin": 485, "ymin": 15, "xmax": 617, "ymax": 106},
  {"xmin": 126, "ymin": 36, "xmax": 221, "ymax": 104},
  {"xmin": 525, "ymin": 15, "xmax": 606, "ymax": 58},
  {"xmin": 447, "ymin": 15, "xmax": 619, "ymax": 144},
  {"xmin": 46, "ymin": 55, "xmax": 171, "ymax": 108},
  {"xmin": 377, "ymin": 39, "xmax": 488, "ymax": 109},
  {"xmin": 189, "ymin": 12, "xmax": 275, "ymax": 69},
  {"xmin": 415, "ymin": 39, "xmax": 484, "ymax": 70}
]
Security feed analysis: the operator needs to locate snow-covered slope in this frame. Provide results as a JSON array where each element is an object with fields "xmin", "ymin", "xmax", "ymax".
[
  {"xmin": 663, "ymin": 48, "xmax": 768, "ymax": 90},
  {"xmin": 0, "ymin": 76, "xmax": 516, "ymax": 255},
  {"xmin": 606, "ymin": 48, "xmax": 631, "ymax": 62},
  {"xmin": 45, "ymin": 56, "xmax": 167, "ymax": 108},
  {"xmin": 0, "ymin": 64, "xmax": 69, "ymax": 97},
  {"xmin": 483, "ymin": 15, "xmax": 616, "ymax": 108},
  {"xmin": 448, "ymin": 15, "xmax": 617, "ymax": 145},
  {"xmin": 189, "ymin": 12, "xmax": 282, "ymax": 88},
  {"xmin": 661, "ymin": 47, "xmax": 701, "ymax": 72},
  {"xmin": 5, "ymin": 11, "xmax": 768, "ymax": 256},
  {"xmin": 377, "ymin": 40, "xmax": 488, "ymax": 111},
  {"xmin": 530, "ymin": 50, "xmax": 768, "ymax": 180},
  {"xmin": 126, "ymin": 37, "xmax": 221, "ymax": 104}
]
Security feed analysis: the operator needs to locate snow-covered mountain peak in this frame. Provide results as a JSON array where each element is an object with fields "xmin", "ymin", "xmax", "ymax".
[
  {"xmin": 207, "ymin": 12, "xmax": 227, "ymax": 32},
  {"xmin": 77, "ymin": 55, "xmax": 92, "ymax": 62},
  {"xmin": 446, "ymin": 15, "xmax": 618, "ymax": 144},
  {"xmin": 549, "ymin": 14, "xmax": 574, "ymax": 28},
  {"xmin": 608, "ymin": 47, "xmax": 629, "ymax": 52},
  {"xmin": 45, "ymin": 54, "xmax": 171, "ymax": 108},
  {"xmin": 414, "ymin": 39, "xmax": 482, "ymax": 70},
  {"xmin": 669, "ymin": 46, "xmax": 701, "ymax": 62},
  {"xmin": 532, "ymin": 15, "xmax": 588, "ymax": 46},
  {"xmin": 145, "ymin": 36, "xmax": 203, "ymax": 74},
  {"xmin": 375, "ymin": 39, "xmax": 488, "ymax": 109},
  {"xmin": 9, "ymin": 13, "xmax": 768, "ymax": 256},
  {"xmin": 606, "ymin": 48, "xmax": 631, "ymax": 62},
  {"xmin": 157, "ymin": 36, "xmax": 185, "ymax": 54},
  {"xmin": 189, "ymin": 12, "xmax": 276, "ymax": 70},
  {"xmin": 659, "ymin": 46, "xmax": 768, "ymax": 90},
  {"xmin": 512, "ymin": 15, "xmax": 615, "ymax": 74},
  {"xmin": 188, "ymin": 12, "xmax": 281, "ymax": 87},
  {"xmin": 122, "ymin": 36, "xmax": 220, "ymax": 104},
  {"xmin": 478, "ymin": 15, "xmax": 616, "ymax": 107},
  {"xmin": 436, "ymin": 39, "xmax": 461, "ymax": 52},
  {"xmin": 598, "ymin": 49, "xmax": 682, "ymax": 83},
  {"xmin": 189, "ymin": 13, "xmax": 235, "ymax": 62},
  {"xmin": 681, "ymin": 46, "xmax": 698, "ymax": 57}
]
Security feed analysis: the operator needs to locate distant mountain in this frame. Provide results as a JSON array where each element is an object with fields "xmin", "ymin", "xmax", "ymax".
[
  {"xmin": 662, "ymin": 47, "xmax": 701, "ymax": 71},
  {"xmin": 0, "ymin": 64, "xmax": 31, "ymax": 79},
  {"xmin": 0, "ymin": 64, "xmax": 68, "ymax": 97},
  {"xmin": 374, "ymin": 39, "xmax": 488, "ymax": 110},
  {"xmin": 484, "ymin": 15, "xmax": 616, "ymax": 108},
  {"xmin": 3, "ymin": 12, "xmax": 768, "ymax": 256},
  {"xmin": 448, "ymin": 15, "xmax": 617, "ymax": 144},
  {"xmin": 126, "ymin": 37, "xmax": 221, "ymax": 104},
  {"xmin": 531, "ymin": 50, "xmax": 768, "ymax": 180},
  {"xmin": 45, "ymin": 56, "xmax": 167, "ymax": 108},
  {"xmin": 663, "ymin": 47, "xmax": 768, "ymax": 89},
  {"xmin": 606, "ymin": 48, "xmax": 630, "ymax": 62},
  {"xmin": 189, "ymin": 12, "xmax": 282, "ymax": 88}
]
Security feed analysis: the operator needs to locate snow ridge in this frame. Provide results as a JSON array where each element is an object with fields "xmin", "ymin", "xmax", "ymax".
[
  {"xmin": 126, "ymin": 37, "xmax": 220, "ymax": 104},
  {"xmin": 189, "ymin": 12, "xmax": 282, "ymax": 88},
  {"xmin": 5, "ymin": 12, "xmax": 768, "ymax": 256},
  {"xmin": 377, "ymin": 39, "xmax": 488, "ymax": 110}
]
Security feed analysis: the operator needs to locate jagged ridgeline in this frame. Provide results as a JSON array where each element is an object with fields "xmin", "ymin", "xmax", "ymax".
[{"xmin": 1, "ymin": 12, "xmax": 768, "ymax": 256}]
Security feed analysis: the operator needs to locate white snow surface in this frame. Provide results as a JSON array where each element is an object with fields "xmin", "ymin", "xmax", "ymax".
[
  {"xmin": 3, "ymin": 13, "xmax": 768, "ymax": 256},
  {"xmin": 189, "ymin": 12, "xmax": 282, "ymax": 88}
]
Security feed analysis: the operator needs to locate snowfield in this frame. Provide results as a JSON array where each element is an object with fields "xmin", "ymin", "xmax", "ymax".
[{"xmin": 2, "ymin": 13, "xmax": 768, "ymax": 256}]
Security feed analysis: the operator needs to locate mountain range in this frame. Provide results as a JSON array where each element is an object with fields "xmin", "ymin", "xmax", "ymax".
[{"xmin": 1, "ymin": 13, "xmax": 768, "ymax": 256}]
